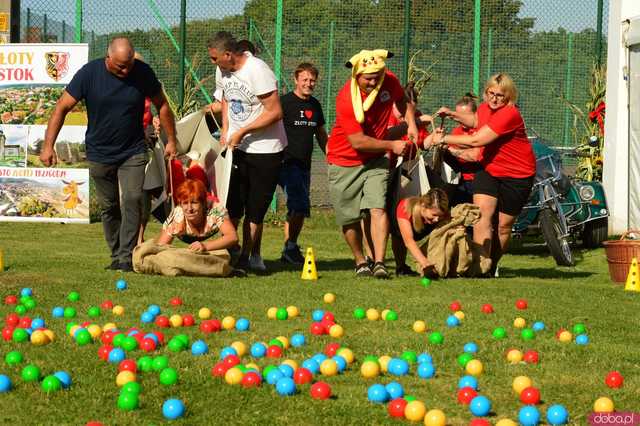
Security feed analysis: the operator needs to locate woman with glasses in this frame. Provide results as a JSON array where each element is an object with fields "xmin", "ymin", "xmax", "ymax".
[{"xmin": 432, "ymin": 73, "xmax": 535, "ymax": 275}]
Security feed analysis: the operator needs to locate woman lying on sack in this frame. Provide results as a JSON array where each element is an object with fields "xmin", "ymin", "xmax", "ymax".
[{"xmin": 133, "ymin": 179, "xmax": 242, "ymax": 277}]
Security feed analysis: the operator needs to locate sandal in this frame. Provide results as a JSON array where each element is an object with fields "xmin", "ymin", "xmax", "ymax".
[
  {"xmin": 355, "ymin": 262, "xmax": 372, "ymax": 277},
  {"xmin": 372, "ymin": 262, "xmax": 389, "ymax": 279}
]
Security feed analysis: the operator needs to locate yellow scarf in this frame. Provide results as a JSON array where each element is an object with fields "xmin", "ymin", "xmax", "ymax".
[{"xmin": 347, "ymin": 49, "xmax": 391, "ymax": 123}]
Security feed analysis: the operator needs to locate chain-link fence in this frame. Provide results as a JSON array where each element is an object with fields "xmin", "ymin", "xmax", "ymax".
[{"xmin": 17, "ymin": 0, "xmax": 608, "ymax": 207}]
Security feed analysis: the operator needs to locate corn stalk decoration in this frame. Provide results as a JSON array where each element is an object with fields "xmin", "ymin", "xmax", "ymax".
[{"xmin": 165, "ymin": 55, "xmax": 215, "ymax": 121}]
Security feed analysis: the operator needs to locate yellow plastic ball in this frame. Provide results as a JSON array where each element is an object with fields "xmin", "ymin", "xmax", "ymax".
[
  {"xmin": 245, "ymin": 362, "xmax": 260, "ymax": 373},
  {"xmin": 465, "ymin": 359, "xmax": 484, "ymax": 376},
  {"xmin": 323, "ymin": 293, "xmax": 336, "ymax": 303},
  {"xmin": 87, "ymin": 324, "xmax": 102, "ymax": 339},
  {"xmin": 198, "ymin": 307, "xmax": 212, "ymax": 319},
  {"xmin": 103, "ymin": 322, "xmax": 117, "ymax": 332},
  {"xmin": 404, "ymin": 400, "xmax": 427, "ymax": 422},
  {"xmin": 512, "ymin": 376, "xmax": 533, "ymax": 394},
  {"xmin": 286, "ymin": 306, "xmax": 299, "ymax": 318},
  {"xmin": 68, "ymin": 325, "xmax": 80, "ymax": 337},
  {"xmin": 116, "ymin": 371, "xmax": 136, "ymax": 387},
  {"xmin": 112, "ymin": 305, "xmax": 124, "ymax": 316},
  {"xmin": 506, "ymin": 349, "xmax": 523, "ymax": 364},
  {"xmin": 329, "ymin": 324, "xmax": 344, "ymax": 338},
  {"xmin": 30, "ymin": 330, "xmax": 48, "ymax": 345},
  {"xmin": 454, "ymin": 311, "xmax": 465, "ymax": 321},
  {"xmin": 230, "ymin": 341, "xmax": 247, "ymax": 357},
  {"xmin": 558, "ymin": 330, "xmax": 573, "ymax": 342},
  {"xmin": 366, "ymin": 308, "xmax": 380, "ymax": 321},
  {"xmin": 381, "ymin": 309, "xmax": 390, "ymax": 320},
  {"xmin": 496, "ymin": 420, "xmax": 518, "ymax": 426},
  {"xmin": 513, "ymin": 317, "xmax": 526, "ymax": 328},
  {"xmin": 413, "ymin": 320, "xmax": 427, "ymax": 333},
  {"xmin": 221, "ymin": 316, "xmax": 236, "ymax": 330},
  {"xmin": 593, "ymin": 397, "xmax": 614, "ymax": 413},
  {"xmin": 43, "ymin": 329, "xmax": 55, "ymax": 342},
  {"xmin": 424, "ymin": 409, "xmax": 446, "ymax": 426},
  {"xmin": 378, "ymin": 355, "xmax": 391, "ymax": 372},
  {"xmin": 224, "ymin": 367, "xmax": 244, "ymax": 385},
  {"xmin": 360, "ymin": 360, "xmax": 380, "ymax": 378},
  {"xmin": 281, "ymin": 359, "xmax": 298, "ymax": 371},
  {"xmin": 275, "ymin": 336, "xmax": 290, "ymax": 349},
  {"xmin": 336, "ymin": 347, "xmax": 354, "ymax": 364},
  {"xmin": 169, "ymin": 314, "xmax": 183, "ymax": 328},
  {"xmin": 267, "ymin": 307, "xmax": 278, "ymax": 319},
  {"xmin": 320, "ymin": 359, "xmax": 338, "ymax": 376}
]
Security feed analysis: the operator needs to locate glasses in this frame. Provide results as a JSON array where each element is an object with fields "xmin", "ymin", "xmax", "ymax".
[{"xmin": 487, "ymin": 91, "xmax": 506, "ymax": 100}]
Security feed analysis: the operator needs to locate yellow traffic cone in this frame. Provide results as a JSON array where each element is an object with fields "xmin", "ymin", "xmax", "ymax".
[
  {"xmin": 624, "ymin": 257, "xmax": 640, "ymax": 292},
  {"xmin": 301, "ymin": 247, "xmax": 318, "ymax": 280}
]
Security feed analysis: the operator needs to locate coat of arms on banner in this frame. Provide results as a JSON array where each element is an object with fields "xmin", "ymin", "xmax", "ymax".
[{"xmin": 45, "ymin": 52, "xmax": 70, "ymax": 81}]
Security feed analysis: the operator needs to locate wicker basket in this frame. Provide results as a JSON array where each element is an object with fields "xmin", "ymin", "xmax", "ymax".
[{"xmin": 603, "ymin": 231, "xmax": 640, "ymax": 283}]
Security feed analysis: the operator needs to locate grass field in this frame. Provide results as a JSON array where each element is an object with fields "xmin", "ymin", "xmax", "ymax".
[{"xmin": 0, "ymin": 214, "xmax": 637, "ymax": 425}]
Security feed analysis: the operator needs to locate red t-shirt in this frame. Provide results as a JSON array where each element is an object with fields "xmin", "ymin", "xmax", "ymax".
[
  {"xmin": 327, "ymin": 70, "xmax": 404, "ymax": 166},
  {"xmin": 143, "ymin": 97, "xmax": 153, "ymax": 128},
  {"xmin": 387, "ymin": 111, "xmax": 429, "ymax": 164},
  {"xmin": 450, "ymin": 125, "xmax": 481, "ymax": 181},
  {"xmin": 396, "ymin": 198, "xmax": 412, "ymax": 222},
  {"xmin": 476, "ymin": 102, "xmax": 535, "ymax": 178}
]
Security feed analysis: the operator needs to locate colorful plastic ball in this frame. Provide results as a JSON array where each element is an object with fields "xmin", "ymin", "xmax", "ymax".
[
  {"xmin": 424, "ymin": 409, "xmax": 446, "ymax": 426},
  {"xmin": 31, "ymin": 318, "xmax": 45, "ymax": 329},
  {"xmin": 66, "ymin": 291, "xmax": 79, "ymax": 302},
  {"xmin": 152, "ymin": 355, "xmax": 169, "ymax": 372},
  {"xmin": 521, "ymin": 328, "xmax": 536, "ymax": 341},
  {"xmin": 4, "ymin": 295, "xmax": 17, "ymax": 305},
  {"xmin": 117, "ymin": 391, "xmax": 139, "ymax": 411},
  {"xmin": 290, "ymin": 367, "xmax": 312, "ymax": 385},
  {"xmin": 116, "ymin": 371, "xmax": 136, "ymax": 387},
  {"xmin": 285, "ymin": 305, "xmax": 299, "ymax": 318},
  {"xmin": 573, "ymin": 323, "xmax": 586, "ymax": 334},
  {"xmin": 404, "ymin": 395, "xmax": 417, "ymax": 402},
  {"xmin": 465, "ymin": 359, "xmax": 483, "ymax": 376},
  {"xmin": 388, "ymin": 358, "xmax": 410, "ymax": 376},
  {"xmin": 265, "ymin": 368, "xmax": 284, "ymax": 385},
  {"xmin": 412, "ymin": 320, "xmax": 427, "ymax": 333},
  {"xmin": 51, "ymin": 306, "xmax": 64, "ymax": 318},
  {"xmin": 524, "ymin": 350, "xmax": 539, "ymax": 364},
  {"xmin": 353, "ymin": 308, "xmax": 366, "ymax": 319},
  {"xmin": 20, "ymin": 288, "xmax": 33, "ymax": 297},
  {"xmin": 368, "ymin": 384, "xmax": 390, "ymax": 403},
  {"xmin": 518, "ymin": 406, "xmax": 541, "ymax": 426},
  {"xmin": 235, "ymin": 318, "xmax": 250, "ymax": 331},
  {"xmin": 21, "ymin": 364, "xmax": 40, "ymax": 382},
  {"xmin": 575, "ymin": 334, "xmax": 589, "ymax": 345},
  {"xmin": 0, "ymin": 375, "xmax": 11, "ymax": 392},
  {"xmin": 507, "ymin": 349, "xmax": 523, "ymax": 364},
  {"xmin": 221, "ymin": 316, "xmax": 236, "ymax": 330},
  {"xmin": 532, "ymin": 321, "xmax": 545, "ymax": 331},
  {"xmin": 308, "ymin": 309, "xmax": 322, "ymax": 322},
  {"xmin": 115, "ymin": 279, "xmax": 127, "ymax": 291},
  {"xmin": 495, "ymin": 420, "xmax": 517, "ymax": 426},
  {"xmin": 492, "ymin": 327, "xmax": 507, "ymax": 339},
  {"xmin": 457, "ymin": 386, "xmax": 478, "ymax": 404},
  {"xmin": 388, "ymin": 397, "xmax": 408, "ymax": 418},
  {"xmin": 323, "ymin": 293, "xmax": 336, "ymax": 303},
  {"xmin": 383, "ymin": 381, "xmax": 403, "ymax": 399},
  {"xmin": 118, "ymin": 359, "xmax": 137, "ymax": 373},
  {"xmin": 360, "ymin": 360, "xmax": 380, "ymax": 378},
  {"xmin": 76, "ymin": 330, "xmax": 92, "ymax": 346},
  {"xmin": 457, "ymin": 353, "xmax": 473, "ymax": 368},
  {"xmin": 417, "ymin": 362, "xmax": 436, "ymax": 379},
  {"xmin": 278, "ymin": 364, "xmax": 294, "ymax": 378},
  {"xmin": 513, "ymin": 317, "xmax": 526, "ymax": 328},
  {"xmin": 558, "ymin": 331, "xmax": 572, "ymax": 343},
  {"xmin": 446, "ymin": 315, "xmax": 460, "ymax": 327},
  {"xmin": 5, "ymin": 351, "xmax": 22, "ymax": 366},
  {"xmin": 196, "ymin": 307, "xmax": 211, "ymax": 320},
  {"xmin": 593, "ymin": 397, "xmax": 614, "ymax": 413},
  {"xmin": 449, "ymin": 301, "xmax": 462, "ymax": 312},
  {"xmin": 428, "ymin": 332, "xmax": 444, "ymax": 345},
  {"xmin": 241, "ymin": 371, "xmax": 262, "ymax": 388},
  {"xmin": 520, "ymin": 386, "xmax": 541, "ymax": 404},
  {"xmin": 401, "ymin": 351, "xmax": 417, "ymax": 364},
  {"xmin": 301, "ymin": 359, "xmax": 320, "ymax": 375},
  {"xmin": 159, "ymin": 368, "xmax": 178, "ymax": 386},
  {"xmin": 267, "ymin": 345, "xmax": 283, "ymax": 358},
  {"xmin": 329, "ymin": 324, "xmax": 344, "ymax": 338},
  {"xmin": 463, "ymin": 342, "xmax": 478, "ymax": 354},
  {"xmin": 107, "ymin": 348, "xmax": 125, "ymax": 364},
  {"xmin": 469, "ymin": 395, "xmax": 491, "ymax": 417},
  {"xmin": 404, "ymin": 400, "xmax": 427, "ymax": 422},
  {"xmin": 169, "ymin": 314, "xmax": 183, "ymax": 328},
  {"xmin": 12, "ymin": 328, "xmax": 28, "ymax": 343},
  {"xmin": 366, "ymin": 308, "xmax": 380, "ymax": 321},
  {"xmin": 385, "ymin": 310, "xmax": 398, "ymax": 321},
  {"xmin": 220, "ymin": 347, "xmax": 237, "ymax": 360},
  {"xmin": 458, "ymin": 375, "xmax": 478, "ymax": 390},
  {"xmin": 191, "ymin": 340, "xmax": 208, "ymax": 356},
  {"xmin": 247, "ymin": 343, "xmax": 265, "ymax": 358},
  {"xmin": 41, "ymin": 375, "xmax": 62, "ymax": 393},
  {"xmin": 336, "ymin": 347, "xmax": 354, "ymax": 364},
  {"xmin": 546, "ymin": 404, "xmax": 569, "ymax": 425},
  {"xmin": 169, "ymin": 296, "xmax": 182, "ymax": 306},
  {"xmin": 378, "ymin": 355, "xmax": 391, "ymax": 372},
  {"xmin": 515, "ymin": 299, "xmax": 528, "ymax": 310},
  {"xmin": 272, "ymin": 308, "xmax": 287, "ymax": 321},
  {"xmin": 14, "ymin": 305, "xmax": 26, "ymax": 315},
  {"xmin": 275, "ymin": 377, "xmax": 296, "ymax": 396},
  {"xmin": 140, "ymin": 312, "xmax": 154, "ymax": 323},
  {"xmin": 162, "ymin": 398, "xmax": 185, "ymax": 420},
  {"xmin": 121, "ymin": 336, "xmax": 138, "ymax": 351},
  {"xmin": 605, "ymin": 371, "xmax": 624, "ymax": 388},
  {"xmin": 513, "ymin": 376, "xmax": 533, "ymax": 394},
  {"xmin": 112, "ymin": 305, "xmax": 124, "ymax": 316},
  {"xmin": 454, "ymin": 311, "xmax": 465, "ymax": 321},
  {"xmin": 231, "ymin": 341, "xmax": 247, "ymax": 356},
  {"xmin": 421, "ymin": 276, "xmax": 431, "ymax": 287},
  {"xmin": 328, "ymin": 355, "xmax": 344, "ymax": 373},
  {"xmin": 481, "ymin": 303, "xmax": 494, "ymax": 313},
  {"xmin": 416, "ymin": 353, "xmax": 432, "ymax": 365},
  {"xmin": 310, "ymin": 381, "xmax": 331, "ymax": 400},
  {"xmin": 289, "ymin": 334, "xmax": 305, "ymax": 348},
  {"xmin": 136, "ymin": 356, "xmax": 153, "ymax": 373},
  {"xmin": 320, "ymin": 359, "xmax": 338, "ymax": 376}
]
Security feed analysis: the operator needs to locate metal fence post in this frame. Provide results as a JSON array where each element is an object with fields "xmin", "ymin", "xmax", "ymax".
[
  {"xmin": 43, "ymin": 13, "xmax": 47, "ymax": 42},
  {"xmin": 178, "ymin": 0, "xmax": 187, "ymax": 109},
  {"xmin": 26, "ymin": 8, "xmax": 30, "ymax": 41},
  {"xmin": 596, "ymin": 0, "xmax": 603, "ymax": 65},
  {"xmin": 486, "ymin": 28, "xmax": 493, "ymax": 83},
  {"xmin": 473, "ymin": 0, "xmax": 481, "ymax": 95},
  {"xmin": 274, "ymin": 0, "xmax": 283, "ymax": 89},
  {"xmin": 62, "ymin": 20, "xmax": 66, "ymax": 43},
  {"xmin": 325, "ymin": 20, "xmax": 335, "ymax": 126},
  {"xmin": 563, "ymin": 32, "xmax": 574, "ymax": 147},
  {"xmin": 74, "ymin": 0, "xmax": 82, "ymax": 43},
  {"xmin": 402, "ymin": 0, "xmax": 411, "ymax": 85}
]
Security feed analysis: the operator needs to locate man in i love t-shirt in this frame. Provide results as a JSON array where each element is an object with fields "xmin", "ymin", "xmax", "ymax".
[{"xmin": 326, "ymin": 49, "xmax": 418, "ymax": 279}]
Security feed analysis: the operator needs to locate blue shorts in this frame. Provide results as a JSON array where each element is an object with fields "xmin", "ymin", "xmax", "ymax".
[{"xmin": 279, "ymin": 162, "xmax": 311, "ymax": 217}]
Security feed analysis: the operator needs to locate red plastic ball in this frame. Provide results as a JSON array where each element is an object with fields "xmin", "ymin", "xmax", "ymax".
[
  {"xmin": 310, "ymin": 381, "xmax": 331, "ymax": 400},
  {"xmin": 119, "ymin": 359, "xmax": 137, "ymax": 373},
  {"xmin": 211, "ymin": 362, "xmax": 228, "ymax": 377},
  {"xmin": 450, "ymin": 301, "xmax": 462, "ymax": 312},
  {"xmin": 515, "ymin": 299, "xmax": 528, "ymax": 310},
  {"xmin": 5, "ymin": 313, "xmax": 19, "ymax": 327},
  {"xmin": 520, "ymin": 386, "xmax": 541, "ymax": 405},
  {"xmin": 100, "ymin": 300, "xmax": 113, "ymax": 309},
  {"xmin": 293, "ymin": 367, "xmax": 313, "ymax": 385},
  {"xmin": 324, "ymin": 343, "xmax": 341, "ymax": 357},
  {"xmin": 18, "ymin": 317, "xmax": 32, "ymax": 328},
  {"xmin": 241, "ymin": 371, "xmax": 262, "ymax": 388},
  {"xmin": 140, "ymin": 338, "xmax": 156, "ymax": 352},
  {"xmin": 223, "ymin": 354, "xmax": 241, "ymax": 368},
  {"xmin": 101, "ymin": 331, "xmax": 115, "ymax": 345},
  {"xmin": 320, "ymin": 319, "xmax": 336, "ymax": 333},
  {"xmin": 86, "ymin": 422, "xmax": 104, "ymax": 426},
  {"xmin": 155, "ymin": 315, "xmax": 170, "ymax": 328},
  {"xmin": 481, "ymin": 304, "xmax": 494, "ymax": 314},
  {"xmin": 266, "ymin": 345, "xmax": 283, "ymax": 358},
  {"xmin": 98, "ymin": 345, "xmax": 113, "ymax": 361},
  {"xmin": 182, "ymin": 314, "xmax": 195, "ymax": 327},
  {"xmin": 152, "ymin": 331, "xmax": 165, "ymax": 345},
  {"xmin": 200, "ymin": 320, "xmax": 215, "ymax": 334},
  {"xmin": 388, "ymin": 398, "xmax": 408, "ymax": 418},
  {"xmin": 169, "ymin": 297, "xmax": 183, "ymax": 306},
  {"xmin": 4, "ymin": 295, "xmax": 17, "ymax": 305},
  {"xmin": 2, "ymin": 326, "xmax": 14, "ymax": 341},
  {"xmin": 523, "ymin": 350, "xmax": 539, "ymax": 364},
  {"xmin": 605, "ymin": 371, "xmax": 624, "ymax": 388},
  {"xmin": 469, "ymin": 419, "xmax": 491, "ymax": 426},
  {"xmin": 322, "ymin": 312, "xmax": 335, "ymax": 323},
  {"xmin": 310, "ymin": 322, "xmax": 325, "ymax": 335},
  {"xmin": 457, "ymin": 386, "xmax": 478, "ymax": 404}
]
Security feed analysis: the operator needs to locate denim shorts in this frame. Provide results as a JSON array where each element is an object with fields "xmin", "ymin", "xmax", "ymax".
[{"xmin": 278, "ymin": 161, "xmax": 311, "ymax": 217}]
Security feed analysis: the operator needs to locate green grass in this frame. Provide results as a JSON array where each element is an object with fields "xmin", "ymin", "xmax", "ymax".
[{"xmin": 0, "ymin": 213, "xmax": 637, "ymax": 425}]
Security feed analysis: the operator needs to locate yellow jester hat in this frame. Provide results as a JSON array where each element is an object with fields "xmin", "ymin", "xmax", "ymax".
[{"xmin": 346, "ymin": 49, "xmax": 393, "ymax": 123}]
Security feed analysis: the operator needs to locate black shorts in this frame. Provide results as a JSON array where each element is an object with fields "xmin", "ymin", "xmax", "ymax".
[
  {"xmin": 473, "ymin": 169, "xmax": 534, "ymax": 216},
  {"xmin": 227, "ymin": 150, "xmax": 283, "ymax": 224}
]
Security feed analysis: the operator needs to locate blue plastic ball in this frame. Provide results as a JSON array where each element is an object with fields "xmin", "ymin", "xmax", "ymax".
[
  {"xmin": 546, "ymin": 404, "xmax": 569, "ymax": 425},
  {"xmin": 446, "ymin": 315, "xmax": 460, "ymax": 327},
  {"xmin": 108, "ymin": 348, "xmax": 126, "ymax": 364},
  {"xmin": 301, "ymin": 359, "xmax": 320, "ymax": 374},
  {"xmin": 463, "ymin": 342, "xmax": 478, "ymax": 354},
  {"xmin": 458, "ymin": 375, "xmax": 479, "ymax": 390},
  {"xmin": 275, "ymin": 377, "xmax": 296, "ymax": 396},
  {"xmin": 143, "ymin": 333, "xmax": 159, "ymax": 344},
  {"xmin": 53, "ymin": 371, "xmax": 72, "ymax": 389},
  {"xmin": 115, "ymin": 279, "xmax": 127, "ymax": 290},
  {"xmin": 52, "ymin": 307, "xmax": 64, "ymax": 318},
  {"xmin": 220, "ymin": 347, "xmax": 238, "ymax": 360},
  {"xmin": 278, "ymin": 364, "xmax": 294, "ymax": 378},
  {"xmin": 25, "ymin": 328, "xmax": 33, "ymax": 336},
  {"xmin": 387, "ymin": 358, "xmax": 409, "ymax": 376},
  {"xmin": 417, "ymin": 353, "xmax": 433, "ymax": 364},
  {"xmin": 140, "ymin": 312, "xmax": 155, "ymax": 323},
  {"xmin": 385, "ymin": 381, "xmax": 404, "ymax": 399},
  {"xmin": 311, "ymin": 310, "xmax": 324, "ymax": 322},
  {"xmin": 0, "ymin": 375, "xmax": 11, "ymax": 392},
  {"xmin": 469, "ymin": 395, "xmax": 491, "ymax": 417},
  {"xmin": 290, "ymin": 333, "xmax": 306, "ymax": 347},
  {"xmin": 532, "ymin": 321, "xmax": 545, "ymax": 332},
  {"xmin": 191, "ymin": 340, "xmax": 208, "ymax": 356},
  {"xmin": 31, "ymin": 318, "xmax": 45, "ymax": 329},
  {"xmin": 235, "ymin": 318, "xmax": 250, "ymax": 331},
  {"xmin": 20, "ymin": 288, "xmax": 32, "ymax": 297},
  {"xmin": 311, "ymin": 353, "xmax": 327, "ymax": 365},
  {"xmin": 417, "ymin": 362, "xmax": 436, "ymax": 379},
  {"xmin": 147, "ymin": 304, "xmax": 161, "ymax": 316},
  {"xmin": 332, "ymin": 355, "xmax": 347, "ymax": 372},
  {"xmin": 519, "ymin": 405, "xmax": 541, "ymax": 426},
  {"xmin": 266, "ymin": 369, "xmax": 284, "ymax": 385},
  {"xmin": 575, "ymin": 334, "xmax": 589, "ymax": 345},
  {"xmin": 250, "ymin": 342, "xmax": 267, "ymax": 358},
  {"xmin": 367, "ymin": 384, "xmax": 389, "ymax": 403},
  {"xmin": 162, "ymin": 398, "xmax": 185, "ymax": 420}
]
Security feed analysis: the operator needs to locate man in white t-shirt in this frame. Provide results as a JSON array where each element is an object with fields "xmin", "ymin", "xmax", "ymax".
[{"xmin": 209, "ymin": 31, "xmax": 287, "ymax": 273}]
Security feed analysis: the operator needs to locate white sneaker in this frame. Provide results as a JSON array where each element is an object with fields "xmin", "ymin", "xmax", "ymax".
[{"xmin": 248, "ymin": 254, "xmax": 267, "ymax": 272}]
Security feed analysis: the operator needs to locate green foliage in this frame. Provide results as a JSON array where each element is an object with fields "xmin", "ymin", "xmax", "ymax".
[{"xmin": 17, "ymin": 196, "xmax": 60, "ymax": 217}]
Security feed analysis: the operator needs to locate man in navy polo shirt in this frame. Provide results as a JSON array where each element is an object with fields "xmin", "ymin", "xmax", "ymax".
[{"xmin": 41, "ymin": 37, "xmax": 177, "ymax": 272}]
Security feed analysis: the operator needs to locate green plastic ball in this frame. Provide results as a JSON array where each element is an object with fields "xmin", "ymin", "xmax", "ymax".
[
  {"xmin": 75, "ymin": 330, "xmax": 92, "ymax": 346},
  {"xmin": 268, "ymin": 338, "xmax": 284, "ymax": 348},
  {"xmin": 404, "ymin": 395, "xmax": 417, "ymax": 402},
  {"xmin": 401, "ymin": 351, "xmax": 417, "ymax": 364},
  {"xmin": 117, "ymin": 391, "xmax": 139, "ymax": 411},
  {"xmin": 175, "ymin": 334, "xmax": 189, "ymax": 346},
  {"xmin": 112, "ymin": 333, "xmax": 125, "ymax": 348},
  {"xmin": 428, "ymin": 332, "xmax": 444, "ymax": 345},
  {"xmin": 137, "ymin": 356, "xmax": 153, "ymax": 373},
  {"xmin": 385, "ymin": 310, "xmax": 398, "ymax": 321},
  {"xmin": 262, "ymin": 365, "xmax": 277, "ymax": 378},
  {"xmin": 15, "ymin": 305, "xmax": 27, "ymax": 315},
  {"xmin": 63, "ymin": 307, "xmax": 76, "ymax": 318},
  {"xmin": 237, "ymin": 365, "xmax": 248, "ymax": 373},
  {"xmin": 457, "ymin": 353, "xmax": 474, "ymax": 368},
  {"xmin": 67, "ymin": 291, "xmax": 80, "ymax": 302},
  {"xmin": 420, "ymin": 277, "xmax": 432, "ymax": 287},
  {"xmin": 353, "ymin": 308, "xmax": 366, "ymax": 319},
  {"xmin": 5, "ymin": 351, "xmax": 23, "ymax": 365},
  {"xmin": 573, "ymin": 323, "xmax": 586, "ymax": 335},
  {"xmin": 23, "ymin": 299, "xmax": 36, "ymax": 310},
  {"xmin": 21, "ymin": 364, "xmax": 40, "ymax": 382},
  {"xmin": 65, "ymin": 322, "xmax": 77, "ymax": 335},
  {"xmin": 121, "ymin": 381, "xmax": 141, "ymax": 395},
  {"xmin": 363, "ymin": 355, "xmax": 379, "ymax": 364},
  {"xmin": 168, "ymin": 338, "xmax": 184, "ymax": 352},
  {"xmin": 159, "ymin": 368, "xmax": 178, "ymax": 386},
  {"xmin": 152, "ymin": 356, "xmax": 169, "ymax": 372},
  {"xmin": 492, "ymin": 327, "xmax": 507, "ymax": 339},
  {"xmin": 12, "ymin": 328, "xmax": 29, "ymax": 343},
  {"xmin": 121, "ymin": 336, "xmax": 138, "ymax": 351},
  {"xmin": 521, "ymin": 328, "xmax": 536, "ymax": 341},
  {"xmin": 276, "ymin": 308, "xmax": 288, "ymax": 320},
  {"xmin": 87, "ymin": 306, "xmax": 101, "ymax": 318},
  {"xmin": 41, "ymin": 375, "xmax": 62, "ymax": 393},
  {"xmin": 19, "ymin": 296, "xmax": 32, "ymax": 305}
]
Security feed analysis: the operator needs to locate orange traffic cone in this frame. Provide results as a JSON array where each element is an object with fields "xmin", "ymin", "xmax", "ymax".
[
  {"xmin": 301, "ymin": 247, "xmax": 318, "ymax": 281},
  {"xmin": 624, "ymin": 257, "xmax": 640, "ymax": 292}
]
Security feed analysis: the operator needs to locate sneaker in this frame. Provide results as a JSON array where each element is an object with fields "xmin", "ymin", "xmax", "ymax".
[
  {"xmin": 281, "ymin": 243, "xmax": 305, "ymax": 265},
  {"xmin": 104, "ymin": 260, "xmax": 120, "ymax": 270},
  {"xmin": 118, "ymin": 262, "xmax": 134, "ymax": 272},
  {"xmin": 248, "ymin": 254, "xmax": 267, "ymax": 272},
  {"xmin": 355, "ymin": 262, "xmax": 373, "ymax": 277},
  {"xmin": 396, "ymin": 264, "xmax": 419, "ymax": 277},
  {"xmin": 372, "ymin": 262, "xmax": 390, "ymax": 279}
]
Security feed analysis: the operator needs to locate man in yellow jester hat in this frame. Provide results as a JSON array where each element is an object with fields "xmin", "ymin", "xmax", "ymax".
[{"xmin": 326, "ymin": 49, "xmax": 418, "ymax": 279}]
